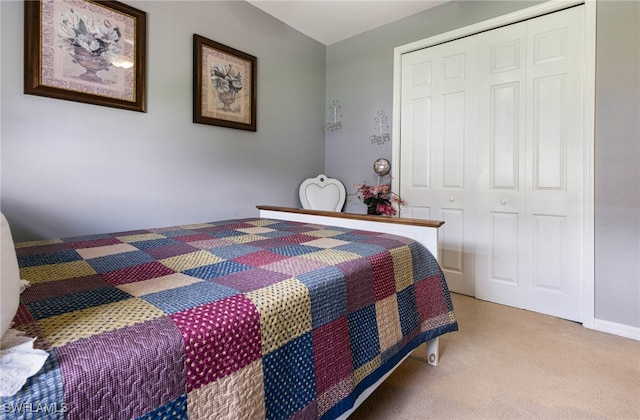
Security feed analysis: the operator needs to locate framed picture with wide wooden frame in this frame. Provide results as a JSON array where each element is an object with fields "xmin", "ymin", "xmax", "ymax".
[
  {"xmin": 24, "ymin": 0, "xmax": 147, "ymax": 112},
  {"xmin": 193, "ymin": 34, "xmax": 257, "ymax": 131}
]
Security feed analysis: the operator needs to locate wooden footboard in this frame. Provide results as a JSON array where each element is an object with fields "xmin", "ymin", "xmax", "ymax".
[{"xmin": 256, "ymin": 205, "xmax": 443, "ymax": 260}]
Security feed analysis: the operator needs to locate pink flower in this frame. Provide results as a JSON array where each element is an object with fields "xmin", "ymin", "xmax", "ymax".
[{"xmin": 354, "ymin": 177, "xmax": 405, "ymax": 216}]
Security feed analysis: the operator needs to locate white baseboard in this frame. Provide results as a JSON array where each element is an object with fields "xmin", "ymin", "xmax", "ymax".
[{"xmin": 593, "ymin": 318, "xmax": 640, "ymax": 341}]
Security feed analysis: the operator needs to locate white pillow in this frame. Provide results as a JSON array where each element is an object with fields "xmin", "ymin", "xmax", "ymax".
[{"xmin": 1, "ymin": 213, "xmax": 20, "ymax": 338}]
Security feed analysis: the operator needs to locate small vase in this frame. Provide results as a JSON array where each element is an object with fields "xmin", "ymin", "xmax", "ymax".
[
  {"xmin": 367, "ymin": 206, "xmax": 380, "ymax": 215},
  {"xmin": 218, "ymin": 90, "xmax": 236, "ymax": 111},
  {"xmin": 72, "ymin": 46, "xmax": 111, "ymax": 83}
]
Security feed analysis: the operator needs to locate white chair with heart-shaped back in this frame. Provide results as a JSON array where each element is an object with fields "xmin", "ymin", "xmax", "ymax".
[{"xmin": 299, "ymin": 174, "xmax": 346, "ymax": 212}]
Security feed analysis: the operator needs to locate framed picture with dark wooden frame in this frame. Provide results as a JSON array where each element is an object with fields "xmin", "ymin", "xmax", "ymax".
[
  {"xmin": 24, "ymin": 0, "xmax": 147, "ymax": 112},
  {"xmin": 193, "ymin": 34, "xmax": 257, "ymax": 131}
]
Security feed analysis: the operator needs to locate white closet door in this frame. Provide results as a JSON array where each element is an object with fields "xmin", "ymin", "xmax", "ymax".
[
  {"xmin": 399, "ymin": 5, "xmax": 586, "ymax": 321},
  {"xmin": 475, "ymin": 6, "xmax": 585, "ymax": 321},
  {"xmin": 474, "ymin": 21, "xmax": 528, "ymax": 309},
  {"xmin": 400, "ymin": 37, "xmax": 477, "ymax": 296}
]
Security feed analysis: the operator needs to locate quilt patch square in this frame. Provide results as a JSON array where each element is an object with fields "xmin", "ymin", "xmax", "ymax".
[
  {"xmin": 278, "ymin": 233, "xmax": 320, "ymax": 244},
  {"xmin": 214, "ymin": 268, "xmax": 289, "ymax": 293},
  {"xmin": 116, "ymin": 233, "xmax": 167, "ymax": 243},
  {"xmin": 19, "ymin": 260, "xmax": 98, "ymax": 283},
  {"xmin": 241, "ymin": 237, "xmax": 292, "ymax": 250},
  {"xmin": 86, "ymin": 251, "xmax": 155, "ymax": 274},
  {"xmin": 409, "ymin": 241, "xmax": 440, "ymax": 280},
  {"xmin": 117, "ymin": 273, "xmax": 202, "ymax": 297},
  {"xmin": 232, "ymin": 250, "xmax": 289, "ymax": 267},
  {"xmin": 57, "ymin": 317, "xmax": 185, "ymax": 420},
  {"xmin": 172, "ymin": 233, "xmax": 220, "ymax": 243},
  {"xmin": 129, "ymin": 238, "xmax": 181, "ymax": 250},
  {"xmin": 297, "ymin": 267, "xmax": 347, "ymax": 329},
  {"xmin": 142, "ymin": 281, "xmax": 238, "ymax": 314},
  {"xmin": 317, "ymin": 376, "xmax": 354, "ymax": 417},
  {"xmin": 170, "ymin": 295, "xmax": 261, "ymax": 392},
  {"xmin": 203, "ymin": 229, "xmax": 245, "ymax": 239},
  {"xmin": 144, "ymin": 243, "xmax": 202, "ymax": 260},
  {"xmin": 101, "ymin": 261, "xmax": 176, "ymax": 285},
  {"xmin": 38, "ymin": 298, "xmax": 166, "ymax": 348},
  {"xmin": 75, "ymin": 243, "xmax": 141, "ymax": 259},
  {"xmin": 208, "ymin": 244, "xmax": 264, "ymax": 260},
  {"xmin": 390, "ymin": 245, "xmax": 415, "ymax": 292},
  {"xmin": 348, "ymin": 304, "xmax": 380, "ymax": 370},
  {"xmin": 261, "ymin": 256, "xmax": 328, "ymax": 277},
  {"xmin": 255, "ymin": 230, "xmax": 297, "ymax": 240},
  {"xmin": 312, "ymin": 316, "xmax": 353, "ymax": 396},
  {"xmin": 271, "ymin": 244, "xmax": 322, "ymax": 258},
  {"xmin": 160, "ymin": 250, "xmax": 224, "ymax": 272},
  {"xmin": 187, "ymin": 359, "xmax": 265, "ymax": 420},
  {"xmin": 225, "ymin": 234, "xmax": 270, "ymax": 245},
  {"xmin": 140, "ymin": 394, "xmax": 187, "ymax": 420},
  {"xmin": 302, "ymin": 229, "xmax": 346, "ymax": 238},
  {"xmin": 414, "ymin": 273, "xmax": 448, "ymax": 321},
  {"xmin": 66, "ymin": 237, "xmax": 124, "ymax": 249},
  {"xmin": 374, "ymin": 295, "xmax": 403, "ymax": 353},
  {"xmin": 331, "ymin": 232, "xmax": 371, "ymax": 243},
  {"xmin": 396, "ymin": 286, "xmax": 421, "ymax": 338},
  {"xmin": 301, "ymin": 249, "xmax": 361, "ymax": 266},
  {"xmin": 246, "ymin": 278, "xmax": 312, "ymax": 355},
  {"xmin": 149, "ymin": 226, "xmax": 197, "ymax": 235},
  {"xmin": 362, "ymin": 235, "xmax": 408, "ymax": 249},
  {"xmin": 263, "ymin": 333, "xmax": 316, "ymax": 420},
  {"xmin": 182, "ymin": 260, "xmax": 252, "ymax": 281},
  {"xmin": 17, "ymin": 249, "xmax": 82, "ymax": 267},
  {"xmin": 14, "ymin": 238, "xmax": 64, "ymax": 249},
  {"xmin": 337, "ymin": 260, "xmax": 376, "ymax": 312},
  {"xmin": 185, "ymin": 238, "xmax": 237, "ymax": 250},
  {"xmin": 20, "ymin": 275, "xmax": 110, "ymax": 303},
  {"xmin": 26, "ymin": 286, "xmax": 132, "ymax": 320},
  {"xmin": 236, "ymin": 226, "xmax": 276, "ymax": 235},
  {"xmin": 11, "ymin": 305, "xmax": 36, "ymax": 328},
  {"xmin": 14, "ymin": 241, "xmax": 71, "ymax": 257},
  {"xmin": 369, "ymin": 251, "xmax": 396, "ymax": 301},
  {"xmin": 301, "ymin": 237, "xmax": 350, "ymax": 249},
  {"xmin": 333, "ymin": 241, "xmax": 386, "ymax": 257}
]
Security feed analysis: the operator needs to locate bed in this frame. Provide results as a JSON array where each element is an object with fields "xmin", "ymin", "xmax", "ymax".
[{"xmin": 1, "ymin": 207, "xmax": 457, "ymax": 419}]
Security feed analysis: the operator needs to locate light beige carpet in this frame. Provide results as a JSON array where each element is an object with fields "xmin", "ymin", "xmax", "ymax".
[{"xmin": 350, "ymin": 293, "xmax": 640, "ymax": 419}]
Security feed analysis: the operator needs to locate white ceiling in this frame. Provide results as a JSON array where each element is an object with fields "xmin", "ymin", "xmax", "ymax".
[{"xmin": 246, "ymin": 1, "xmax": 449, "ymax": 45}]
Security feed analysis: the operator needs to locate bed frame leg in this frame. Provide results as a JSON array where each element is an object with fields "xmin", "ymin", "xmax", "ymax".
[{"xmin": 426, "ymin": 337, "xmax": 439, "ymax": 366}]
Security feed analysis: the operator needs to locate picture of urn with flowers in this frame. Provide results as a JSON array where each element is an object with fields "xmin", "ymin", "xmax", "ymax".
[
  {"xmin": 211, "ymin": 63, "xmax": 243, "ymax": 112},
  {"xmin": 354, "ymin": 176, "xmax": 406, "ymax": 216},
  {"xmin": 57, "ymin": 8, "xmax": 131, "ymax": 83}
]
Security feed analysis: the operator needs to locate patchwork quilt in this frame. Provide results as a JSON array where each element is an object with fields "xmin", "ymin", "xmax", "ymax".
[{"xmin": 2, "ymin": 218, "xmax": 457, "ymax": 419}]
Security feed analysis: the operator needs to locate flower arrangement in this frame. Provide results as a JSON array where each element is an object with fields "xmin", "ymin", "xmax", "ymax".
[
  {"xmin": 210, "ymin": 64, "xmax": 243, "ymax": 94},
  {"xmin": 354, "ymin": 177, "xmax": 405, "ymax": 216},
  {"xmin": 57, "ymin": 8, "xmax": 126, "ymax": 67}
]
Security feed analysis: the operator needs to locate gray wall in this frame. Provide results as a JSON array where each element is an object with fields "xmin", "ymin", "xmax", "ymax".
[
  {"xmin": 1, "ymin": 0, "xmax": 326, "ymax": 240},
  {"xmin": 593, "ymin": 0, "xmax": 640, "ymax": 329},
  {"xmin": 325, "ymin": 0, "xmax": 640, "ymax": 329}
]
